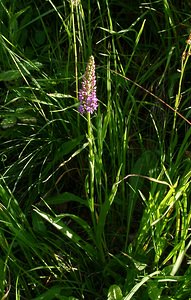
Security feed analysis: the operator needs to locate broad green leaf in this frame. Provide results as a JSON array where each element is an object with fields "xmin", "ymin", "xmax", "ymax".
[
  {"xmin": 147, "ymin": 280, "xmax": 162, "ymax": 300},
  {"xmin": 33, "ymin": 208, "xmax": 96, "ymax": 259},
  {"xmin": 32, "ymin": 212, "xmax": 47, "ymax": 233},
  {"xmin": 0, "ymin": 70, "xmax": 21, "ymax": 81},
  {"xmin": 107, "ymin": 284, "xmax": 123, "ymax": 300},
  {"xmin": 41, "ymin": 192, "xmax": 88, "ymax": 207},
  {"xmin": 32, "ymin": 285, "xmax": 78, "ymax": 300}
]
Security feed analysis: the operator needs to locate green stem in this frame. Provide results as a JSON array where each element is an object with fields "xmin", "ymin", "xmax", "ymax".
[
  {"xmin": 87, "ymin": 113, "xmax": 95, "ymax": 216},
  {"xmin": 87, "ymin": 113, "xmax": 106, "ymax": 262}
]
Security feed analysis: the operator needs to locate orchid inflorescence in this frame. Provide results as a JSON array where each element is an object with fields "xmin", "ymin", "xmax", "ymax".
[{"xmin": 78, "ymin": 55, "xmax": 98, "ymax": 114}]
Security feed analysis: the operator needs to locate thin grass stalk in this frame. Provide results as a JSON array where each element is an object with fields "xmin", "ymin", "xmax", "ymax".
[
  {"xmin": 106, "ymin": 0, "xmax": 117, "ymax": 71},
  {"xmin": 71, "ymin": 1, "xmax": 78, "ymax": 99},
  {"xmin": 76, "ymin": 3, "xmax": 86, "ymax": 59},
  {"xmin": 174, "ymin": 33, "xmax": 191, "ymax": 128},
  {"xmin": 125, "ymin": 19, "xmax": 146, "ymax": 73}
]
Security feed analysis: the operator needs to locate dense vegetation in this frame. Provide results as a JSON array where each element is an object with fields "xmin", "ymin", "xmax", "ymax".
[{"xmin": 0, "ymin": 0, "xmax": 191, "ymax": 299}]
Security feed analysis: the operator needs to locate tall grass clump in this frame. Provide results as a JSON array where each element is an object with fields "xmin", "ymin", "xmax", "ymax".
[{"xmin": 0, "ymin": 0, "xmax": 191, "ymax": 299}]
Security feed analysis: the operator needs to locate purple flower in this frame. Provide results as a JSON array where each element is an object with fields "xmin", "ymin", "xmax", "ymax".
[{"xmin": 78, "ymin": 56, "xmax": 98, "ymax": 114}]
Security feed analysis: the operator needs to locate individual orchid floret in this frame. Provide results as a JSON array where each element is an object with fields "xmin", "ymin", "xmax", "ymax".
[{"xmin": 78, "ymin": 55, "xmax": 98, "ymax": 114}]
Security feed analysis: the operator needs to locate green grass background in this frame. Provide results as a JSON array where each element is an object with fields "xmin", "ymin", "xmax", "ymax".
[{"xmin": 0, "ymin": 0, "xmax": 191, "ymax": 299}]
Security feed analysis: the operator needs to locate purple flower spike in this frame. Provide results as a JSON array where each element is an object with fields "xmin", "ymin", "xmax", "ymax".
[{"xmin": 78, "ymin": 56, "xmax": 98, "ymax": 114}]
